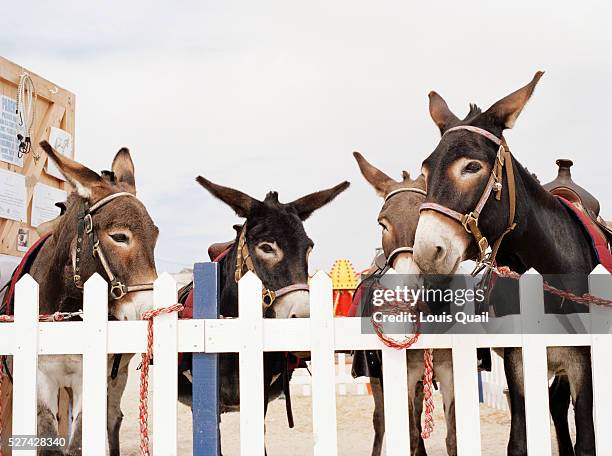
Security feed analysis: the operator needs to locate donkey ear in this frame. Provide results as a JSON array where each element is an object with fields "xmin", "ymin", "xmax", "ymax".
[
  {"xmin": 111, "ymin": 147, "xmax": 136, "ymax": 194},
  {"xmin": 40, "ymin": 141, "xmax": 106, "ymax": 200},
  {"xmin": 483, "ymin": 71, "xmax": 544, "ymax": 129},
  {"xmin": 196, "ymin": 175, "xmax": 258, "ymax": 218},
  {"xmin": 353, "ymin": 151, "xmax": 396, "ymax": 197},
  {"xmin": 428, "ymin": 91, "xmax": 459, "ymax": 134},
  {"xmin": 288, "ymin": 181, "xmax": 350, "ymax": 220}
]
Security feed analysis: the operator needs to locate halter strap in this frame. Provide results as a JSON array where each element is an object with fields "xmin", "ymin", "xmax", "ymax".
[
  {"xmin": 382, "ymin": 187, "xmax": 426, "ymax": 267},
  {"xmin": 74, "ymin": 191, "xmax": 154, "ymax": 300},
  {"xmin": 384, "ymin": 187, "xmax": 427, "ymax": 202},
  {"xmin": 386, "ymin": 247, "xmax": 414, "ymax": 265},
  {"xmin": 88, "ymin": 191, "xmax": 136, "ymax": 213},
  {"xmin": 420, "ymin": 125, "xmax": 517, "ymax": 271},
  {"xmin": 444, "ymin": 125, "xmax": 502, "ymax": 146}
]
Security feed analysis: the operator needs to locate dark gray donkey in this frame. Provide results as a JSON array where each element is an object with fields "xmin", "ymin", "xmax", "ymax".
[{"xmin": 178, "ymin": 176, "xmax": 349, "ymax": 454}]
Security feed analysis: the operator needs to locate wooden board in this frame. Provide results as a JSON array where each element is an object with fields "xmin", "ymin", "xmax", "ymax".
[{"xmin": 0, "ymin": 56, "xmax": 75, "ymax": 257}]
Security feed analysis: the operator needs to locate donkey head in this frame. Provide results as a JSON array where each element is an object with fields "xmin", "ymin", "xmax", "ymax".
[
  {"xmin": 413, "ymin": 72, "xmax": 544, "ymax": 274},
  {"xmin": 197, "ymin": 176, "xmax": 349, "ymax": 318},
  {"xmin": 353, "ymin": 152, "xmax": 426, "ymax": 274},
  {"xmin": 40, "ymin": 141, "xmax": 158, "ymax": 320}
]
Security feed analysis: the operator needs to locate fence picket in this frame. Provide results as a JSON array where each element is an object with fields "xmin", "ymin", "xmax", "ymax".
[
  {"xmin": 519, "ymin": 269, "xmax": 552, "ymax": 455},
  {"xmin": 589, "ymin": 264, "xmax": 612, "ymax": 454},
  {"xmin": 238, "ymin": 272, "xmax": 266, "ymax": 456},
  {"xmin": 452, "ymin": 335, "xmax": 481, "ymax": 455},
  {"xmin": 12, "ymin": 275, "xmax": 39, "ymax": 456},
  {"xmin": 1, "ymin": 265, "xmax": 611, "ymax": 456},
  {"xmin": 309, "ymin": 271, "xmax": 338, "ymax": 456},
  {"xmin": 381, "ymin": 347, "xmax": 410, "ymax": 455},
  {"xmin": 193, "ymin": 262, "xmax": 221, "ymax": 455},
  {"xmin": 152, "ymin": 273, "xmax": 179, "ymax": 455},
  {"xmin": 81, "ymin": 274, "xmax": 108, "ymax": 456}
]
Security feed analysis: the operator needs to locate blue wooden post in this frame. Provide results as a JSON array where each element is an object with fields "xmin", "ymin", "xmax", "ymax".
[{"xmin": 192, "ymin": 262, "xmax": 221, "ymax": 455}]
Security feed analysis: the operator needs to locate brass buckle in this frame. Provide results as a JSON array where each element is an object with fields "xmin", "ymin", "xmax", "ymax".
[
  {"xmin": 262, "ymin": 289, "xmax": 276, "ymax": 308},
  {"xmin": 461, "ymin": 212, "xmax": 478, "ymax": 234},
  {"xmin": 92, "ymin": 240, "xmax": 100, "ymax": 257},
  {"xmin": 73, "ymin": 274, "xmax": 82, "ymax": 288},
  {"xmin": 110, "ymin": 282, "xmax": 127, "ymax": 300},
  {"xmin": 478, "ymin": 236, "xmax": 489, "ymax": 253},
  {"xmin": 84, "ymin": 213, "xmax": 93, "ymax": 234}
]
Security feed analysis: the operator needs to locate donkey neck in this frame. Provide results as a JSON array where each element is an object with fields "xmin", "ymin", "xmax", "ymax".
[
  {"xmin": 497, "ymin": 160, "xmax": 597, "ymax": 275},
  {"xmin": 219, "ymin": 242, "xmax": 240, "ymax": 318},
  {"xmin": 28, "ymin": 233, "xmax": 82, "ymax": 314}
]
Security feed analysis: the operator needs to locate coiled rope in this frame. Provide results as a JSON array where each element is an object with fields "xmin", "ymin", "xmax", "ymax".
[{"xmin": 16, "ymin": 73, "xmax": 38, "ymax": 161}]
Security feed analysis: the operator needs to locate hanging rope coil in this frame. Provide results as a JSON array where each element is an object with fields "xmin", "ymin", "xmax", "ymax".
[{"xmin": 16, "ymin": 72, "xmax": 37, "ymax": 160}]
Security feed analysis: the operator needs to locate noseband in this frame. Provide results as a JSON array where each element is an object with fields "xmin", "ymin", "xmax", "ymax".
[
  {"xmin": 419, "ymin": 125, "xmax": 517, "ymax": 271},
  {"xmin": 234, "ymin": 224, "xmax": 309, "ymax": 309},
  {"xmin": 383, "ymin": 187, "xmax": 427, "ymax": 267},
  {"xmin": 73, "ymin": 192, "xmax": 154, "ymax": 300}
]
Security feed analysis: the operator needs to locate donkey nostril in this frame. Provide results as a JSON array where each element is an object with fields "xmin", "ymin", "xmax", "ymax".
[{"xmin": 434, "ymin": 245, "xmax": 446, "ymax": 261}]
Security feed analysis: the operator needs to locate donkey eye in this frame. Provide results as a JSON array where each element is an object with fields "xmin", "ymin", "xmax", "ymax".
[
  {"xmin": 258, "ymin": 243, "xmax": 275, "ymax": 254},
  {"xmin": 110, "ymin": 233, "xmax": 129, "ymax": 244},
  {"xmin": 463, "ymin": 161, "xmax": 483, "ymax": 174}
]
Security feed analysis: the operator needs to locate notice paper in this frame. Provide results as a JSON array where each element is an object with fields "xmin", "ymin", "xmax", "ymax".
[
  {"xmin": 0, "ymin": 168, "xmax": 26, "ymax": 222},
  {"xmin": 0, "ymin": 95, "xmax": 22, "ymax": 167},
  {"xmin": 46, "ymin": 127, "xmax": 72, "ymax": 181},
  {"xmin": 31, "ymin": 182, "xmax": 67, "ymax": 227}
]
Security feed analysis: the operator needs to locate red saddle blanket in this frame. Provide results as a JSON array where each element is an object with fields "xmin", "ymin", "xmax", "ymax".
[
  {"xmin": 557, "ymin": 196, "xmax": 612, "ymax": 273},
  {"xmin": 2, "ymin": 233, "xmax": 52, "ymax": 316}
]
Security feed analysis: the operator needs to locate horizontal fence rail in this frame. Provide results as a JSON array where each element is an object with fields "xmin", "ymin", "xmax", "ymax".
[{"xmin": 0, "ymin": 265, "xmax": 609, "ymax": 455}]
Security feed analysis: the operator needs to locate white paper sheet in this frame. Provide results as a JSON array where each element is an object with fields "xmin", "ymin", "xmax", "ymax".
[
  {"xmin": 46, "ymin": 127, "xmax": 73, "ymax": 181},
  {"xmin": 0, "ymin": 168, "xmax": 26, "ymax": 222},
  {"xmin": 0, "ymin": 95, "xmax": 23, "ymax": 167},
  {"xmin": 31, "ymin": 183, "xmax": 67, "ymax": 227}
]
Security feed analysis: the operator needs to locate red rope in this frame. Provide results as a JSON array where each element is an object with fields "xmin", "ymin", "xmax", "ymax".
[
  {"xmin": 495, "ymin": 266, "xmax": 612, "ymax": 307},
  {"xmin": 138, "ymin": 304, "xmax": 183, "ymax": 456},
  {"xmin": 421, "ymin": 348, "xmax": 435, "ymax": 439},
  {"xmin": 371, "ymin": 309, "xmax": 436, "ymax": 439}
]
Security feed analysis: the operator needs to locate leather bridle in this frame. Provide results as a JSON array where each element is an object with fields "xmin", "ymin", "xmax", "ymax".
[
  {"xmin": 419, "ymin": 125, "xmax": 517, "ymax": 271},
  {"xmin": 382, "ymin": 187, "xmax": 427, "ymax": 267},
  {"xmin": 73, "ymin": 192, "xmax": 154, "ymax": 300},
  {"xmin": 234, "ymin": 224, "xmax": 309, "ymax": 309}
]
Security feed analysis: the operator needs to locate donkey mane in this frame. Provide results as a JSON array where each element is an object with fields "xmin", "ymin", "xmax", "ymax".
[{"xmin": 464, "ymin": 103, "xmax": 482, "ymax": 121}]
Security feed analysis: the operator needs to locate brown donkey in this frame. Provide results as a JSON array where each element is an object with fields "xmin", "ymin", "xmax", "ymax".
[
  {"xmin": 352, "ymin": 152, "xmax": 456, "ymax": 456},
  {"xmin": 10, "ymin": 141, "xmax": 158, "ymax": 455}
]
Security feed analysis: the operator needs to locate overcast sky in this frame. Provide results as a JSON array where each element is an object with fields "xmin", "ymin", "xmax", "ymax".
[{"xmin": 4, "ymin": 1, "xmax": 611, "ymax": 273}]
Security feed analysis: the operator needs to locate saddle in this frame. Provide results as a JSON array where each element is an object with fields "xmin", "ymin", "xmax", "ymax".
[
  {"xmin": 542, "ymin": 159, "xmax": 612, "ymax": 270},
  {"xmin": 207, "ymin": 241, "xmax": 234, "ymax": 262}
]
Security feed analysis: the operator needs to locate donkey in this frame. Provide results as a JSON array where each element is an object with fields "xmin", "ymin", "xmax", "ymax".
[
  {"xmin": 178, "ymin": 176, "xmax": 349, "ymax": 451},
  {"xmin": 412, "ymin": 73, "xmax": 598, "ymax": 455},
  {"xmin": 16, "ymin": 141, "xmax": 158, "ymax": 455},
  {"xmin": 352, "ymin": 152, "xmax": 456, "ymax": 456}
]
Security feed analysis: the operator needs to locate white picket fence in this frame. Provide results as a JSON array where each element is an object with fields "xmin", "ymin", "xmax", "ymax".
[
  {"xmin": 291, "ymin": 353, "xmax": 371, "ymax": 396},
  {"xmin": 480, "ymin": 351, "xmax": 509, "ymax": 411},
  {"xmin": 0, "ymin": 266, "xmax": 611, "ymax": 455}
]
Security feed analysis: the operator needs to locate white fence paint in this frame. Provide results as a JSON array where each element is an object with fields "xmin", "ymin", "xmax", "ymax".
[
  {"xmin": 0, "ymin": 266, "xmax": 610, "ymax": 455},
  {"xmin": 291, "ymin": 353, "xmax": 371, "ymax": 397},
  {"xmin": 480, "ymin": 351, "xmax": 508, "ymax": 411}
]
